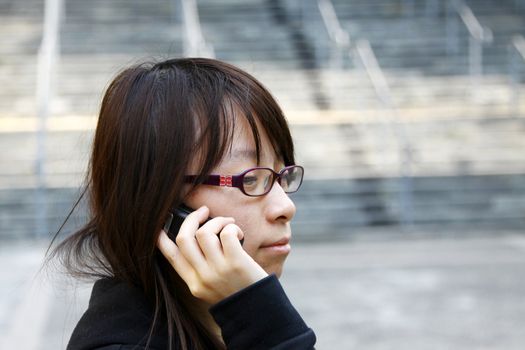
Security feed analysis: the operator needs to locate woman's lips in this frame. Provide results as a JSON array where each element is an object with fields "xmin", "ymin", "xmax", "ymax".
[
  {"xmin": 261, "ymin": 236, "xmax": 290, "ymax": 248},
  {"xmin": 261, "ymin": 237, "xmax": 291, "ymax": 254}
]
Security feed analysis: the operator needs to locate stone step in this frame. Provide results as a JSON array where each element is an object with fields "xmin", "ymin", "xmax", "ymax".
[
  {"xmin": 2, "ymin": 172, "xmax": 525, "ymax": 239},
  {"xmin": 291, "ymin": 174, "xmax": 525, "ymax": 235},
  {"xmin": 1, "ymin": 117, "xmax": 525, "ymax": 183},
  {"xmin": 1, "ymin": 0, "xmax": 523, "ymax": 117},
  {"xmin": 327, "ymin": 0, "xmax": 523, "ymax": 18}
]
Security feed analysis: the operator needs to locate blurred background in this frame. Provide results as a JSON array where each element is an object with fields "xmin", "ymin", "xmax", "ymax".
[{"xmin": 1, "ymin": 0, "xmax": 525, "ymax": 349}]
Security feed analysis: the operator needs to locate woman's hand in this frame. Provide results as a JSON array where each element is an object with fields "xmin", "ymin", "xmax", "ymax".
[{"xmin": 157, "ymin": 206, "xmax": 268, "ymax": 304}]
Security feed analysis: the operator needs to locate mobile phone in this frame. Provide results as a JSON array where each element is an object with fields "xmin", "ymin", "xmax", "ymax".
[
  {"xmin": 163, "ymin": 204, "xmax": 209, "ymax": 239},
  {"xmin": 163, "ymin": 204, "xmax": 244, "ymax": 245}
]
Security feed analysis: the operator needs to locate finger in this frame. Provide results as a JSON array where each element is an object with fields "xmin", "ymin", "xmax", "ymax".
[
  {"xmin": 175, "ymin": 206, "xmax": 209, "ymax": 270},
  {"xmin": 195, "ymin": 217, "xmax": 235, "ymax": 264},
  {"xmin": 180, "ymin": 205, "xmax": 210, "ymax": 231},
  {"xmin": 219, "ymin": 223, "xmax": 245, "ymax": 259},
  {"xmin": 157, "ymin": 230, "xmax": 195, "ymax": 281}
]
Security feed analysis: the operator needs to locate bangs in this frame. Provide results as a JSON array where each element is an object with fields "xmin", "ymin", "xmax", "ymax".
[
  {"xmin": 189, "ymin": 62, "xmax": 295, "ymax": 181},
  {"xmin": 158, "ymin": 58, "xmax": 295, "ymax": 183}
]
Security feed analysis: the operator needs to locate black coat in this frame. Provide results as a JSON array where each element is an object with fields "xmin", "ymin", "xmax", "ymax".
[{"xmin": 67, "ymin": 274, "xmax": 316, "ymax": 349}]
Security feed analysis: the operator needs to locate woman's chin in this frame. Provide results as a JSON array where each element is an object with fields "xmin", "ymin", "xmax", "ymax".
[{"xmin": 262, "ymin": 262, "xmax": 285, "ymax": 278}]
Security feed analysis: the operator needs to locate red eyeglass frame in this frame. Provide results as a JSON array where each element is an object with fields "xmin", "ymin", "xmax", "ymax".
[{"xmin": 184, "ymin": 165, "xmax": 304, "ymax": 197}]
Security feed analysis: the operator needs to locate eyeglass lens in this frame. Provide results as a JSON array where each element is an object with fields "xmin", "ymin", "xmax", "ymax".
[
  {"xmin": 242, "ymin": 166, "xmax": 303, "ymax": 196},
  {"xmin": 279, "ymin": 166, "xmax": 302, "ymax": 192}
]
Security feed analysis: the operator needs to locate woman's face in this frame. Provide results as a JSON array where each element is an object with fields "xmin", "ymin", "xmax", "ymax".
[{"xmin": 185, "ymin": 117, "xmax": 297, "ymax": 277}]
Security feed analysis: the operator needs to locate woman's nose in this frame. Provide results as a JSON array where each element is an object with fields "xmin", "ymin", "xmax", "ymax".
[{"xmin": 265, "ymin": 182, "xmax": 296, "ymax": 222}]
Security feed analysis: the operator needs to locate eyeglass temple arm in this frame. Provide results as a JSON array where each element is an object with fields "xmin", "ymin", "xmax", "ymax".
[{"xmin": 184, "ymin": 175, "xmax": 243, "ymax": 188}]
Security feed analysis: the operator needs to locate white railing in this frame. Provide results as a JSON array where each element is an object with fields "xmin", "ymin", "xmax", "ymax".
[
  {"xmin": 317, "ymin": 0, "xmax": 349, "ymax": 68},
  {"xmin": 35, "ymin": 0, "xmax": 63, "ymax": 237},
  {"xmin": 180, "ymin": 0, "xmax": 214, "ymax": 57},
  {"xmin": 447, "ymin": 0, "xmax": 493, "ymax": 93},
  {"xmin": 315, "ymin": 0, "xmax": 414, "ymax": 226},
  {"xmin": 354, "ymin": 40, "xmax": 414, "ymax": 226},
  {"xmin": 509, "ymin": 35, "xmax": 525, "ymax": 116}
]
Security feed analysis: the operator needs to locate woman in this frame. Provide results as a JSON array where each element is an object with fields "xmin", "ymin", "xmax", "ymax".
[{"xmin": 49, "ymin": 58, "xmax": 316, "ymax": 349}]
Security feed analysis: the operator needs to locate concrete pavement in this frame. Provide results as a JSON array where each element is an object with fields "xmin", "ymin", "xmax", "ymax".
[{"xmin": 1, "ymin": 231, "xmax": 524, "ymax": 349}]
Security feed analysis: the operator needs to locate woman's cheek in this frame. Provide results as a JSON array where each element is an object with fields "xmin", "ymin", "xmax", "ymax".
[
  {"xmin": 241, "ymin": 230, "xmax": 263, "ymax": 258},
  {"xmin": 240, "ymin": 237, "xmax": 258, "ymax": 257},
  {"xmin": 235, "ymin": 217, "xmax": 257, "ymax": 245}
]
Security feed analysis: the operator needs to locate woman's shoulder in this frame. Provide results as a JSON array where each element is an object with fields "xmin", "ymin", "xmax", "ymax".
[
  {"xmin": 87, "ymin": 277, "xmax": 152, "ymax": 315},
  {"xmin": 67, "ymin": 277, "xmax": 167, "ymax": 350}
]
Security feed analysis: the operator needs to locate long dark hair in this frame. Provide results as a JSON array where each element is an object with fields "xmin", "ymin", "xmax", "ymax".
[{"xmin": 46, "ymin": 58, "xmax": 296, "ymax": 349}]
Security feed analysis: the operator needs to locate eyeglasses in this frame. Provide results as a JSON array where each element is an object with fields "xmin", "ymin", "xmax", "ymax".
[{"xmin": 185, "ymin": 165, "xmax": 304, "ymax": 197}]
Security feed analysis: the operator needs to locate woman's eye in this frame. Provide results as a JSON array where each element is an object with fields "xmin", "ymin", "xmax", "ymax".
[{"xmin": 243, "ymin": 176, "xmax": 258, "ymax": 187}]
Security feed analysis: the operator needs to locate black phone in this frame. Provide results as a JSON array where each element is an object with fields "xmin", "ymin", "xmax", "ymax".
[
  {"xmin": 163, "ymin": 204, "xmax": 243, "ymax": 245},
  {"xmin": 163, "ymin": 204, "xmax": 209, "ymax": 239}
]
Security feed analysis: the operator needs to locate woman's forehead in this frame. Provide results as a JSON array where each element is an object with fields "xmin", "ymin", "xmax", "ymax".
[
  {"xmin": 229, "ymin": 148, "xmax": 258, "ymax": 162},
  {"xmin": 222, "ymin": 123, "xmax": 280, "ymax": 167}
]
